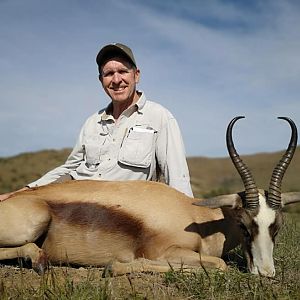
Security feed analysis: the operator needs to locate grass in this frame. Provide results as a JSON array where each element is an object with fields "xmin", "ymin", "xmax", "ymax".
[{"xmin": 0, "ymin": 215, "xmax": 299, "ymax": 299}]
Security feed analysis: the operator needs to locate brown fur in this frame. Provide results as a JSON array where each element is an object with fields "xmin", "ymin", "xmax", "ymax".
[
  {"xmin": 42, "ymin": 201, "xmax": 162, "ymax": 265},
  {"xmin": 47, "ymin": 202, "xmax": 145, "ymax": 239},
  {"xmin": 269, "ymin": 212, "xmax": 284, "ymax": 242}
]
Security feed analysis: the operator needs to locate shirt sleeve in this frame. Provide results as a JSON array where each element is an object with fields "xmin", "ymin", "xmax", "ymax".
[
  {"xmin": 156, "ymin": 115, "xmax": 194, "ymax": 198},
  {"xmin": 27, "ymin": 128, "xmax": 85, "ymax": 188}
]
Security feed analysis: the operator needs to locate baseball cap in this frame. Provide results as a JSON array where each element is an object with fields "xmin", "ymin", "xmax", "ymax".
[{"xmin": 96, "ymin": 43, "xmax": 137, "ymax": 70}]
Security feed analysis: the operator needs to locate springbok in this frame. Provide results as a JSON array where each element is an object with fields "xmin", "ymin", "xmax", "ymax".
[{"xmin": 0, "ymin": 117, "xmax": 299, "ymax": 277}]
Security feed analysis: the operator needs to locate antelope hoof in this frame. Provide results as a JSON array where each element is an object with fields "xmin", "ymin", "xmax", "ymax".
[
  {"xmin": 32, "ymin": 252, "xmax": 48, "ymax": 275},
  {"xmin": 102, "ymin": 263, "xmax": 114, "ymax": 278},
  {"xmin": 218, "ymin": 261, "xmax": 228, "ymax": 271}
]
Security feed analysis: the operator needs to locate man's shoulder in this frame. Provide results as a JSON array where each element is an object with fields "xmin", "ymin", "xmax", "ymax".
[
  {"xmin": 143, "ymin": 100, "xmax": 175, "ymax": 119},
  {"xmin": 81, "ymin": 110, "xmax": 103, "ymax": 126}
]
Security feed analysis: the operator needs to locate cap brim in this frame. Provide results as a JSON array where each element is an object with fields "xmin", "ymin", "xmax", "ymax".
[{"xmin": 96, "ymin": 44, "xmax": 136, "ymax": 68}]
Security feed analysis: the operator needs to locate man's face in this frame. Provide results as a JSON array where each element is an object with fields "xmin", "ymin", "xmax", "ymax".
[{"xmin": 100, "ymin": 57, "xmax": 140, "ymax": 104}]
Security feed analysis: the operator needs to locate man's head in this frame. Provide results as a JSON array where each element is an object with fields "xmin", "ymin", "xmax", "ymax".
[
  {"xmin": 96, "ymin": 43, "xmax": 137, "ymax": 74},
  {"xmin": 96, "ymin": 43, "xmax": 140, "ymax": 107}
]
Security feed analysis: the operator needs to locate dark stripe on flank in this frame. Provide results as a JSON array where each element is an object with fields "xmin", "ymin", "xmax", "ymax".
[{"xmin": 47, "ymin": 202, "xmax": 145, "ymax": 240}]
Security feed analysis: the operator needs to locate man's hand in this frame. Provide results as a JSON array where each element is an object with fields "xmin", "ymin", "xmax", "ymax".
[
  {"xmin": 0, "ymin": 187, "xmax": 30, "ymax": 202},
  {"xmin": 0, "ymin": 192, "xmax": 14, "ymax": 201}
]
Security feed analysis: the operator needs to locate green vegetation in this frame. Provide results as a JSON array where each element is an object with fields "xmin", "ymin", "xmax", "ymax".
[{"xmin": 0, "ymin": 148, "xmax": 299, "ymax": 299}]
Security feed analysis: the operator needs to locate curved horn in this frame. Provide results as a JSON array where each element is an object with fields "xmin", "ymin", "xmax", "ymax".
[
  {"xmin": 267, "ymin": 117, "xmax": 298, "ymax": 210},
  {"xmin": 226, "ymin": 116, "xmax": 259, "ymax": 210}
]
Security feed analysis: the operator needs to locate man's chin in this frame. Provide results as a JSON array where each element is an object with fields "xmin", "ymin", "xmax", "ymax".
[
  {"xmin": 111, "ymin": 95, "xmax": 127, "ymax": 102},
  {"xmin": 110, "ymin": 91, "xmax": 131, "ymax": 102}
]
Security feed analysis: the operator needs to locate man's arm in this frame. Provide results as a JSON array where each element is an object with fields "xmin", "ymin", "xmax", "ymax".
[
  {"xmin": 156, "ymin": 115, "xmax": 193, "ymax": 197},
  {"xmin": 0, "ymin": 122, "xmax": 89, "ymax": 200},
  {"xmin": 27, "ymin": 134, "xmax": 85, "ymax": 188},
  {"xmin": 0, "ymin": 142, "xmax": 84, "ymax": 200}
]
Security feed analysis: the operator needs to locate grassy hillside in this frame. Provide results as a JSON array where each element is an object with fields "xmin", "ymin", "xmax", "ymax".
[
  {"xmin": 0, "ymin": 147, "xmax": 300, "ymax": 198},
  {"xmin": 0, "ymin": 148, "xmax": 71, "ymax": 193},
  {"xmin": 188, "ymin": 147, "xmax": 300, "ymax": 197}
]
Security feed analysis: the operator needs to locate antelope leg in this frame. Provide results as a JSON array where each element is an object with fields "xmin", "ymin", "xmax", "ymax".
[{"xmin": 0, "ymin": 243, "xmax": 48, "ymax": 274}]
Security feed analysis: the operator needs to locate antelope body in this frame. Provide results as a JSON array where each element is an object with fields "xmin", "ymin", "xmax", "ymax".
[
  {"xmin": 0, "ymin": 180, "xmax": 235, "ymax": 274},
  {"xmin": 0, "ymin": 117, "xmax": 299, "ymax": 277}
]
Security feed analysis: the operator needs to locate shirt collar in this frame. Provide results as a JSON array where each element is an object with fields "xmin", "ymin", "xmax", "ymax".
[
  {"xmin": 98, "ymin": 91, "xmax": 146, "ymax": 121},
  {"xmin": 100, "ymin": 102, "xmax": 114, "ymax": 121},
  {"xmin": 135, "ymin": 91, "xmax": 146, "ymax": 112}
]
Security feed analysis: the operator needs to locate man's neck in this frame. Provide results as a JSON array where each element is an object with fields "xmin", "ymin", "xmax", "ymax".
[{"xmin": 112, "ymin": 92, "xmax": 140, "ymax": 120}]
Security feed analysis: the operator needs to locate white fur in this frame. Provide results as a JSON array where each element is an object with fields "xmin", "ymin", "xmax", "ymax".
[{"xmin": 251, "ymin": 194, "xmax": 276, "ymax": 277}]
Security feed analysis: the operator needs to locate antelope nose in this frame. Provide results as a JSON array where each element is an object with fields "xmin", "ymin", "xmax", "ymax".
[{"xmin": 260, "ymin": 267, "xmax": 275, "ymax": 278}]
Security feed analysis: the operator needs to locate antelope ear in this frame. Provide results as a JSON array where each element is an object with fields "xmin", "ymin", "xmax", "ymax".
[
  {"xmin": 281, "ymin": 192, "xmax": 300, "ymax": 206},
  {"xmin": 193, "ymin": 193, "xmax": 242, "ymax": 209}
]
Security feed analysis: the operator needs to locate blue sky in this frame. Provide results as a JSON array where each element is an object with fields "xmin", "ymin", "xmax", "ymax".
[{"xmin": 1, "ymin": 0, "xmax": 300, "ymax": 158}]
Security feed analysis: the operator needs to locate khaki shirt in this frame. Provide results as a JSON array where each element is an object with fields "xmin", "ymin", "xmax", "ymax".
[{"xmin": 28, "ymin": 92, "xmax": 193, "ymax": 197}]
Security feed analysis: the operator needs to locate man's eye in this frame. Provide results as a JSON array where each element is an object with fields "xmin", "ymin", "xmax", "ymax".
[
  {"xmin": 103, "ymin": 72, "xmax": 113, "ymax": 77},
  {"xmin": 119, "ymin": 69, "xmax": 129, "ymax": 74}
]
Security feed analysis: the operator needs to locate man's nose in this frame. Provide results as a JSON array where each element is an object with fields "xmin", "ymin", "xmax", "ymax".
[{"xmin": 112, "ymin": 72, "xmax": 122, "ymax": 83}]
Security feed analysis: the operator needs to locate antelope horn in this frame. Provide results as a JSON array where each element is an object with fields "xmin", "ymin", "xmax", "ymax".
[
  {"xmin": 267, "ymin": 117, "xmax": 298, "ymax": 210},
  {"xmin": 226, "ymin": 116, "xmax": 259, "ymax": 210}
]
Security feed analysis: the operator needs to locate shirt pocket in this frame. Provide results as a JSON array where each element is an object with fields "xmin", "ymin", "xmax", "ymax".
[
  {"xmin": 83, "ymin": 134, "xmax": 107, "ymax": 169},
  {"xmin": 84, "ymin": 142, "xmax": 101, "ymax": 169},
  {"xmin": 118, "ymin": 127, "xmax": 156, "ymax": 168}
]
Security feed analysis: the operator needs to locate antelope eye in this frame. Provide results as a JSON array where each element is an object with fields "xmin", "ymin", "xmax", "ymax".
[
  {"xmin": 239, "ymin": 224, "xmax": 251, "ymax": 237},
  {"xmin": 269, "ymin": 224, "xmax": 280, "ymax": 239}
]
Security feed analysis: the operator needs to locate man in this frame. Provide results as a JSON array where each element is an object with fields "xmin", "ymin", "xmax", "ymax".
[{"xmin": 0, "ymin": 43, "xmax": 193, "ymax": 200}]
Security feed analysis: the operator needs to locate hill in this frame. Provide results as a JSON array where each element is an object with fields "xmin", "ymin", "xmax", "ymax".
[
  {"xmin": 188, "ymin": 147, "xmax": 300, "ymax": 197},
  {"xmin": 0, "ymin": 148, "xmax": 71, "ymax": 193},
  {"xmin": 0, "ymin": 147, "xmax": 299, "ymax": 198}
]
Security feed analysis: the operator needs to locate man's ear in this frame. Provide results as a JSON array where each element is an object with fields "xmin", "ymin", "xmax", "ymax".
[
  {"xmin": 193, "ymin": 193, "xmax": 243, "ymax": 209},
  {"xmin": 135, "ymin": 69, "xmax": 140, "ymax": 84}
]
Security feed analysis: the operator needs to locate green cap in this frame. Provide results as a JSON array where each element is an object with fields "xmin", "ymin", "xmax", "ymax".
[{"xmin": 96, "ymin": 43, "xmax": 137, "ymax": 69}]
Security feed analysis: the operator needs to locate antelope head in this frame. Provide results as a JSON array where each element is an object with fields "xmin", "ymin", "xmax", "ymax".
[{"xmin": 196, "ymin": 116, "xmax": 299, "ymax": 277}]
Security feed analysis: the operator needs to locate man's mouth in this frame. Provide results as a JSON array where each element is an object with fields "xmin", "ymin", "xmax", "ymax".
[{"xmin": 111, "ymin": 86, "xmax": 126, "ymax": 92}]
